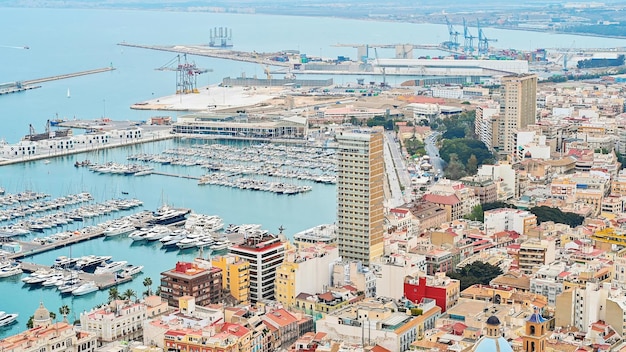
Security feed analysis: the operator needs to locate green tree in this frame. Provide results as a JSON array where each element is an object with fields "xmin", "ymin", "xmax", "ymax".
[
  {"xmin": 445, "ymin": 153, "xmax": 467, "ymax": 180},
  {"xmin": 467, "ymin": 154, "xmax": 478, "ymax": 174},
  {"xmin": 26, "ymin": 315, "xmax": 34, "ymax": 329},
  {"xmin": 447, "ymin": 261, "xmax": 503, "ymax": 290},
  {"xmin": 143, "ymin": 277, "xmax": 153, "ymax": 297},
  {"xmin": 529, "ymin": 206, "xmax": 584, "ymax": 227},
  {"xmin": 122, "ymin": 288, "xmax": 136, "ymax": 301},
  {"xmin": 108, "ymin": 287, "xmax": 120, "ymax": 302},
  {"xmin": 483, "ymin": 202, "xmax": 513, "ymax": 211},
  {"xmin": 465, "ymin": 204, "xmax": 484, "ymax": 222},
  {"xmin": 59, "ymin": 305, "xmax": 70, "ymax": 322}
]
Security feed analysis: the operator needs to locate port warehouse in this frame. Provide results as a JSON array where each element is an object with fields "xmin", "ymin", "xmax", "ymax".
[
  {"xmin": 221, "ymin": 77, "xmax": 333, "ymax": 87},
  {"xmin": 173, "ymin": 114, "xmax": 307, "ymax": 138},
  {"xmin": 374, "ymin": 58, "xmax": 529, "ymax": 76}
]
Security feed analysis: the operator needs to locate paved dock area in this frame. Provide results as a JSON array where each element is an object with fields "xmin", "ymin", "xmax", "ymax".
[{"xmin": 131, "ymin": 85, "xmax": 277, "ymax": 112}]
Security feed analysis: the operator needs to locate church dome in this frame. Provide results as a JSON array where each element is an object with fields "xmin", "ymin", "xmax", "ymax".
[
  {"xmin": 471, "ymin": 337, "xmax": 514, "ymax": 352},
  {"xmin": 486, "ymin": 316, "xmax": 501, "ymax": 326},
  {"xmin": 33, "ymin": 302, "xmax": 49, "ymax": 321}
]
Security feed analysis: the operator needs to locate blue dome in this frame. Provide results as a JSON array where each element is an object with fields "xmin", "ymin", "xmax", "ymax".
[
  {"xmin": 472, "ymin": 337, "xmax": 514, "ymax": 352},
  {"xmin": 486, "ymin": 316, "xmax": 501, "ymax": 325},
  {"xmin": 527, "ymin": 312, "xmax": 547, "ymax": 323}
]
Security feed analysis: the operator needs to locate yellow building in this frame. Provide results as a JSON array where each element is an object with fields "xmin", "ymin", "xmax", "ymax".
[
  {"xmin": 275, "ymin": 245, "xmax": 339, "ymax": 308},
  {"xmin": 276, "ymin": 261, "xmax": 299, "ymax": 307},
  {"xmin": 212, "ymin": 254, "xmax": 250, "ymax": 303}
]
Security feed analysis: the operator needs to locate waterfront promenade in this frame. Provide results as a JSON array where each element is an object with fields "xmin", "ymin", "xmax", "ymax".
[{"xmin": 0, "ymin": 129, "xmax": 174, "ymax": 166}]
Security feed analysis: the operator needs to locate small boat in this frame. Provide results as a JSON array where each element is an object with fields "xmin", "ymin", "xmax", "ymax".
[
  {"xmin": 0, "ymin": 265, "xmax": 22, "ymax": 278},
  {"xmin": 0, "ymin": 312, "xmax": 18, "ymax": 327},
  {"xmin": 67, "ymin": 88, "xmax": 71, "ymax": 99},
  {"xmin": 209, "ymin": 240, "xmax": 231, "ymax": 251},
  {"xmin": 119, "ymin": 264, "xmax": 143, "ymax": 277},
  {"xmin": 94, "ymin": 260, "xmax": 128, "ymax": 275},
  {"xmin": 103, "ymin": 222, "xmax": 135, "ymax": 237},
  {"xmin": 72, "ymin": 281, "xmax": 98, "ymax": 296},
  {"xmin": 121, "ymin": 191, "xmax": 129, "ymax": 195}
]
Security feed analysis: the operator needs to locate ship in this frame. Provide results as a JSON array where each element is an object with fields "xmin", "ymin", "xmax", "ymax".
[
  {"xmin": 148, "ymin": 204, "xmax": 191, "ymax": 226},
  {"xmin": 23, "ymin": 120, "xmax": 72, "ymax": 141}
]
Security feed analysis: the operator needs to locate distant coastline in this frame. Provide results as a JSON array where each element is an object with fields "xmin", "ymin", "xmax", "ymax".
[{"xmin": 4, "ymin": 3, "xmax": 626, "ymax": 41}]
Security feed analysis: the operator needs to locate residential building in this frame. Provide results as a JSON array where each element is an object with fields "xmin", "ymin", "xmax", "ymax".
[
  {"xmin": 497, "ymin": 74, "xmax": 538, "ymax": 158},
  {"xmin": 555, "ymin": 282, "xmax": 613, "ymax": 333},
  {"xmin": 475, "ymin": 102, "xmax": 500, "ymax": 152},
  {"xmin": 331, "ymin": 260, "xmax": 377, "ymax": 297},
  {"xmin": 275, "ymin": 244, "xmax": 339, "ymax": 308},
  {"xmin": 163, "ymin": 322, "xmax": 252, "ymax": 352},
  {"xmin": 459, "ymin": 175, "xmax": 497, "ymax": 205},
  {"xmin": 315, "ymin": 297, "xmax": 426, "ymax": 352},
  {"xmin": 406, "ymin": 200, "xmax": 447, "ymax": 234},
  {"xmin": 80, "ymin": 296, "xmax": 168, "ymax": 344},
  {"xmin": 0, "ymin": 302, "xmax": 97, "ymax": 352},
  {"xmin": 517, "ymin": 239, "xmax": 556, "ymax": 276},
  {"xmin": 229, "ymin": 233, "xmax": 285, "ymax": 302},
  {"xmin": 160, "ymin": 262, "xmax": 223, "ymax": 308},
  {"xmin": 483, "ymin": 208, "xmax": 537, "ymax": 236},
  {"xmin": 404, "ymin": 272, "xmax": 460, "ymax": 313},
  {"xmin": 211, "ymin": 254, "xmax": 250, "ymax": 303},
  {"xmin": 372, "ymin": 253, "xmax": 426, "ymax": 300},
  {"xmin": 336, "ymin": 129, "xmax": 385, "ymax": 266}
]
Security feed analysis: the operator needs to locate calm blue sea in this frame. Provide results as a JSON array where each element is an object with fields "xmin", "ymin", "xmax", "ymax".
[{"xmin": 0, "ymin": 7, "xmax": 625, "ymax": 337}]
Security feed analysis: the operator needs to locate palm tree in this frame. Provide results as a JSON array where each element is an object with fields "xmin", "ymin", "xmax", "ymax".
[
  {"xmin": 143, "ymin": 277, "xmax": 153, "ymax": 296},
  {"xmin": 108, "ymin": 287, "xmax": 120, "ymax": 302},
  {"xmin": 122, "ymin": 288, "xmax": 136, "ymax": 301},
  {"xmin": 59, "ymin": 305, "xmax": 70, "ymax": 323}
]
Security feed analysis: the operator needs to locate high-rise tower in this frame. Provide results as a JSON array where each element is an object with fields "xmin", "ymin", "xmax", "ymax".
[
  {"xmin": 336, "ymin": 129, "xmax": 385, "ymax": 266},
  {"xmin": 498, "ymin": 74, "xmax": 538, "ymax": 158}
]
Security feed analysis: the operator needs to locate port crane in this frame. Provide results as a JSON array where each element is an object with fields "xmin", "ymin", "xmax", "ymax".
[
  {"xmin": 373, "ymin": 47, "xmax": 387, "ymax": 87},
  {"xmin": 156, "ymin": 54, "xmax": 212, "ymax": 94},
  {"xmin": 463, "ymin": 18, "xmax": 476, "ymax": 54},
  {"xmin": 444, "ymin": 17, "xmax": 461, "ymax": 51},
  {"xmin": 476, "ymin": 20, "xmax": 497, "ymax": 55}
]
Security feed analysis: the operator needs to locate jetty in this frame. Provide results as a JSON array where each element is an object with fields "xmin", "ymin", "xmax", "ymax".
[{"xmin": 0, "ymin": 67, "xmax": 115, "ymax": 96}]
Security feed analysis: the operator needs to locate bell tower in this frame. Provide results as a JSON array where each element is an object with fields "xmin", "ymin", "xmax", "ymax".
[{"xmin": 523, "ymin": 307, "xmax": 549, "ymax": 352}]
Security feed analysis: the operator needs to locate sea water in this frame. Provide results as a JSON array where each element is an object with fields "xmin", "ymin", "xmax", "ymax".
[{"xmin": 1, "ymin": 7, "xmax": 625, "ymax": 337}]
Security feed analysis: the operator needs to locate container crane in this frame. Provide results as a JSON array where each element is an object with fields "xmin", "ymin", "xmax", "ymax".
[
  {"xmin": 477, "ymin": 20, "xmax": 497, "ymax": 56},
  {"xmin": 463, "ymin": 18, "xmax": 476, "ymax": 54},
  {"xmin": 156, "ymin": 54, "xmax": 212, "ymax": 94},
  {"xmin": 374, "ymin": 47, "xmax": 387, "ymax": 87},
  {"xmin": 444, "ymin": 17, "xmax": 461, "ymax": 51}
]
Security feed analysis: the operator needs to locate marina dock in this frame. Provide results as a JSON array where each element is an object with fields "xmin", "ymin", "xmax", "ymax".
[{"xmin": 19, "ymin": 262, "xmax": 132, "ymax": 290}]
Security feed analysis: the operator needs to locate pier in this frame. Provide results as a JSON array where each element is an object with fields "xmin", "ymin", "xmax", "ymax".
[
  {"xmin": 118, "ymin": 42, "xmax": 291, "ymax": 67},
  {"xmin": 150, "ymin": 171, "xmax": 201, "ymax": 180},
  {"xmin": 21, "ymin": 67, "xmax": 116, "ymax": 86},
  {"xmin": 0, "ymin": 67, "xmax": 116, "ymax": 96}
]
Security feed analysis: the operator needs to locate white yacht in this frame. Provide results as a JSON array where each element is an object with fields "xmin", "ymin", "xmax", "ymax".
[
  {"xmin": 94, "ymin": 260, "xmax": 128, "ymax": 275},
  {"xmin": 75, "ymin": 255, "xmax": 112, "ymax": 270},
  {"xmin": 42, "ymin": 273, "xmax": 66, "ymax": 287},
  {"xmin": 0, "ymin": 312, "xmax": 18, "ymax": 326},
  {"xmin": 143, "ymin": 226, "xmax": 172, "ymax": 241},
  {"xmin": 128, "ymin": 229, "xmax": 150, "ymax": 242},
  {"xmin": 72, "ymin": 281, "xmax": 98, "ymax": 296},
  {"xmin": 209, "ymin": 239, "xmax": 231, "ymax": 251},
  {"xmin": 103, "ymin": 221, "xmax": 136, "ymax": 237},
  {"xmin": 119, "ymin": 264, "xmax": 144, "ymax": 277},
  {"xmin": 0, "ymin": 265, "xmax": 22, "ymax": 278}
]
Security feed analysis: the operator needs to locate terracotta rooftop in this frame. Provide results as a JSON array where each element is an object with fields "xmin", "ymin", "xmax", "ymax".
[{"xmin": 423, "ymin": 193, "xmax": 460, "ymax": 206}]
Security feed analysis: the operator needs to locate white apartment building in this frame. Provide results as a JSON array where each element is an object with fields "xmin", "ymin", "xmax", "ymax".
[{"xmin": 483, "ymin": 208, "xmax": 537, "ymax": 236}]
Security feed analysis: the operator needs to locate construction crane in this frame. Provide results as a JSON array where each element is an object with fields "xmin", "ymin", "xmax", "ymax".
[
  {"xmin": 156, "ymin": 54, "xmax": 212, "ymax": 94},
  {"xmin": 373, "ymin": 47, "xmax": 387, "ymax": 87},
  {"xmin": 463, "ymin": 18, "xmax": 476, "ymax": 54},
  {"xmin": 444, "ymin": 17, "xmax": 461, "ymax": 51},
  {"xmin": 476, "ymin": 20, "xmax": 497, "ymax": 56},
  {"xmin": 555, "ymin": 41, "xmax": 576, "ymax": 71}
]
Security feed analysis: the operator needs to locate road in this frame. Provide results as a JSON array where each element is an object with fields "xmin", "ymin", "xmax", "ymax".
[
  {"xmin": 383, "ymin": 131, "xmax": 412, "ymax": 208},
  {"xmin": 424, "ymin": 131, "xmax": 445, "ymax": 178}
]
